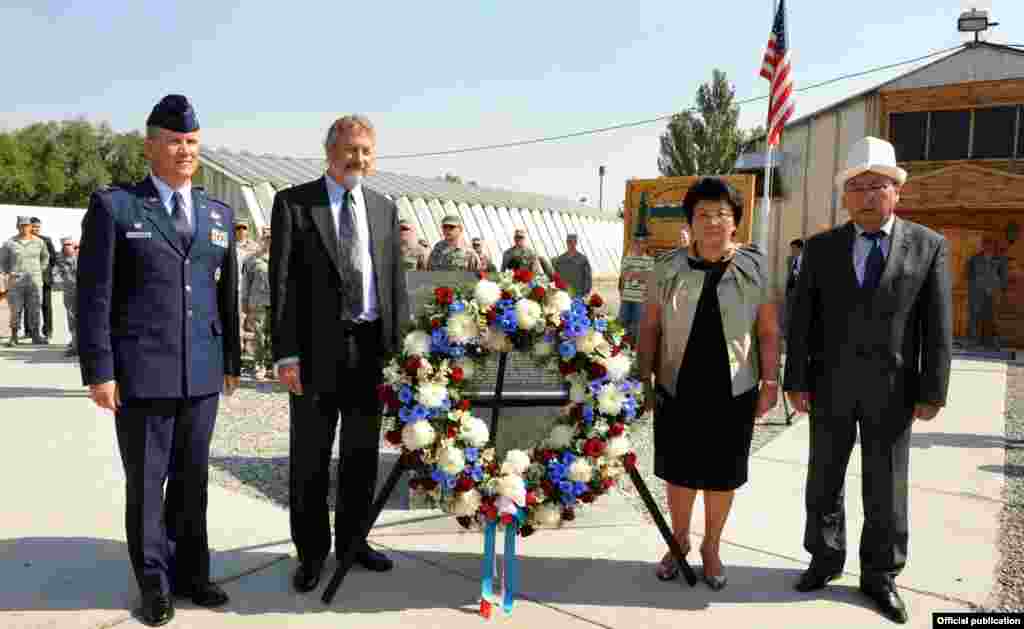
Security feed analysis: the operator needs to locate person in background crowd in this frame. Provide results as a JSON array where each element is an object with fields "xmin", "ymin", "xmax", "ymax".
[
  {"xmin": 782, "ymin": 238, "xmax": 804, "ymax": 340},
  {"xmin": 398, "ymin": 218, "xmax": 428, "ymax": 270},
  {"xmin": 552, "ymin": 233, "xmax": 592, "ymax": 298},
  {"xmin": 966, "ymin": 236, "xmax": 1008, "ymax": 349},
  {"xmin": 427, "ymin": 214, "xmax": 480, "ymax": 271},
  {"xmin": 52, "ymin": 237, "xmax": 79, "ymax": 357},
  {"xmin": 784, "ymin": 137, "xmax": 952, "ymax": 624},
  {"xmin": 501, "ymin": 227, "xmax": 544, "ymax": 275},
  {"xmin": 472, "ymin": 236, "xmax": 496, "ymax": 272},
  {"xmin": 28, "ymin": 218, "xmax": 57, "ymax": 341},
  {"xmin": 1, "ymin": 216, "xmax": 49, "ymax": 346},
  {"xmin": 618, "ymin": 238, "xmax": 654, "ymax": 344},
  {"xmin": 242, "ymin": 230, "xmax": 272, "ymax": 378},
  {"xmin": 638, "ymin": 177, "xmax": 778, "ymax": 591},
  {"xmin": 235, "ymin": 219, "xmax": 260, "ymax": 343},
  {"xmin": 77, "ymin": 94, "xmax": 240, "ymax": 626}
]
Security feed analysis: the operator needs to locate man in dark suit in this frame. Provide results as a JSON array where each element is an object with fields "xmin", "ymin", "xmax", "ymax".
[
  {"xmin": 270, "ymin": 115, "xmax": 409, "ymax": 593},
  {"xmin": 77, "ymin": 95, "xmax": 240, "ymax": 627},
  {"xmin": 782, "ymin": 238, "xmax": 803, "ymax": 339},
  {"xmin": 784, "ymin": 137, "xmax": 952, "ymax": 624}
]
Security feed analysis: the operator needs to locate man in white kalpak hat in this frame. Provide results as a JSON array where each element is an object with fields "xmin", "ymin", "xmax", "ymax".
[{"xmin": 783, "ymin": 137, "xmax": 953, "ymax": 624}]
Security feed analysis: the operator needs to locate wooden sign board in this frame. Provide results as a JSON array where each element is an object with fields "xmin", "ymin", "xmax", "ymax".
[{"xmin": 623, "ymin": 175, "xmax": 756, "ymax": 257}]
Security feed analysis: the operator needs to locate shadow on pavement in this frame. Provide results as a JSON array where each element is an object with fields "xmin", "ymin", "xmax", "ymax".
[
  {"xmin": 978, "ymin": 464, "xmax": 1024, "ymax": 478},
  {"xmin": 0, "ymin": 346, "xmax": 78, "ymax": 365},
  {"xmin": 910, "ymin": 432, "xmax": 1016, "ymax": 450},
  {"xmin": 0, "ymin": 386, "xmax": 90, "ymax": 399}
]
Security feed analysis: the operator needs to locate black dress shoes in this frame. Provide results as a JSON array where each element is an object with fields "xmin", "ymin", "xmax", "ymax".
[
  {"xmin": 354, "ymin": 546, "xmax": 394, "ymax": 572},
  {"xmin": 860, "ymin": 580, "xmax": 908, "ymax": 624},
  {"xmin": 293, "ymin": 559, "xmax": 325, "ymax": 592},
  {"xmin": 139, "ymin": 590, "xmax": 174, "ymax": 627},
  {"xmin": 794, "ymin": 564, "xmax": 843, "ymax": 592},
  {"xmin": 172, "ymin": 581, "xmax": 230, "ymax": 607}
]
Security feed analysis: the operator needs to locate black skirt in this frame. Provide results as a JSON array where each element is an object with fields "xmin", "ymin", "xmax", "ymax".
[{"xmin": 653, "ymin": 258, "xmax": 758, "ymax": 491}]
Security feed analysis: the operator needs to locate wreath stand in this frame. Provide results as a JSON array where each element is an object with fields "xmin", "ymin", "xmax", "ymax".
[{"xmin": 322, "ymin": 351, "xmax": 697, "ymax": 605}]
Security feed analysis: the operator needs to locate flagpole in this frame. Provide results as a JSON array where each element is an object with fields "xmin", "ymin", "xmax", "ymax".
[{"xmin": 757, "ymin": 0, "xmax": 778, "ymax": 251}]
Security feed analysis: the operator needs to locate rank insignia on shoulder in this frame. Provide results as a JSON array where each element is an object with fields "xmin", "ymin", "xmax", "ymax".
[{"xmin": 210, "ymin": 210, "xmax": 221, "ymax": 220}]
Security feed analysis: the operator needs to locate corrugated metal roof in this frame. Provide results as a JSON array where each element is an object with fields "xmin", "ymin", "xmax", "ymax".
[{"xmin": 199, "ymin": 148, "xmax": 616, "ymax": 219}]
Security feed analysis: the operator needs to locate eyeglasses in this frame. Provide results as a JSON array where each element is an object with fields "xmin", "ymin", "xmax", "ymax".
[
  {"xmin": 442, "ymin": 225, "xmax": 458, "ymax": 230},
  {"xmin": 514, "ymin": 235, "xmax": 525, "ymax": 240},
  {"xmin": 845, "ymin": 182, "xmax": 892, "ymax": 194},
  {"xmin": 693, "ymin": 211, "xmax": 734, "ymax": 223}
]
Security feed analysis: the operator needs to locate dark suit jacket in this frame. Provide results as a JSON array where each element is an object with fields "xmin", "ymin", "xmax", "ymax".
[
  {"xmin": 269, "ymin": 177, "xmax": 409, "ymax": 393},
  {"xmin": 783, "ymin": 218, "xmax": 953, "ymax": 417},
  {"xmin": 77, "ymin": 177, "xmax": 241, "ymax": 399},
  {"xmin": 39, "ymin": 235, "xmax": 57, "ymax": 286}
]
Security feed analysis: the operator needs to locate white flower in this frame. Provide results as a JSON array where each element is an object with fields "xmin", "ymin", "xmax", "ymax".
[
  {"xmin": 447, "ymin": 312, "xmax": 479, "ymax": 344},
  {"xmin": 568, "ymin": 458, "xmax": 593, "ymax": 483},
  {"xmin": 459, "ymin": 415, "xmax": 490, "ymax": 447},
  {"xmin": 534, "ymin": 503, "xmax": 562, "ymax": 527},
  {"xmin": 403, "ymin": 331, "xmax": 431, "ymax": 357},
  {"xmin": 495, "ymin": 474, "xmax": 526, "ymax": 506},
  {"xmin": 437, "ymin": 447, "xmax": 466, "ymax": 475},
  {"xmin": 597, "ymin": 383, "xmax": 625, "ymax": 416},
  {"xmin": 606, "ymin": 435, "xmax": 631, "ymax": 458},
  {"xmin": 417, "ymin": 382, "xmax": 448, "ymax": 408},
  {"xmin": 382, "ymin": 361, "xmax": 403, "ymax": 385},
  {"xmin": 545, "ymin": 290, "xmax": 572, "ymax": 316},
  {"xmin": 547, "ymin": 424, "xmax": 576, "ymax": 449},
  {"xmin": 482, "ymin": 328, "xmax": 512, "ymax": 352},
  {"xmin": 474, "ymin": 279, "xmax": 502, "ymax": 309},
  {"xmin": 602, "ymin": 353, "xmax": 632, "ymax": 382},
  {"xmin": 401, "ymin": 421, "xmax": 436, "ymax": 451},
  {"xmin": 533, "ymin": 340, "xmax": 554, "ymax": 358},
  {"xmin": 496, "ymin": 495, "xmax": 520, "ymax": 516},
  {"xmin": 576, "ymin": 330, "xmax": 602, "ymax": 355},
  {"xmin": 453, "ymin": 488, "xmax": 482, "ymax": 517},
  {"xmin": 501, "ymin": 449, "xmax": 531, "ymax": 476},
  {"xmin": 515, "ymin": 298, "xmax": 542, "ymax": 330}
]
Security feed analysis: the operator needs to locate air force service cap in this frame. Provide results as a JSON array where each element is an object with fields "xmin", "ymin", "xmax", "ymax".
[{"xmin": 146, "ymin": 94, "xmax": 200, "ymax": 133}]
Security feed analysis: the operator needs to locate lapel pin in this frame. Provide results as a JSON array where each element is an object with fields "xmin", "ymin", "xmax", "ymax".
[
  {"xmin": 210, "ymin": 211, "xmax": 221, "ymax": 220},
  {"xmin": 133, "ymin": 223, "xmax": 142, "ymax": 229}
]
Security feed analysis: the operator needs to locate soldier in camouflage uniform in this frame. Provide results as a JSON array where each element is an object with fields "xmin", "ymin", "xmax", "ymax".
[
  {"xmin": 399, "ymin": 218, "xmax": 428, "ymax": 270},
  {"xmin": 52, "ymin": 237, "xmax": 79, "ymax": 356},
  {"xmin": 241, "ymin": 231, "xmax": 272, "ymax": 376},
  {"xmin": 0, "ymin": 216, "xmax": 49, "ymax": 346},
  {"xmin": 501, "ymin": 227, "xmax": 544, "ymax": 275},
  {"xmin": 471, "ymin": 237, "xmax": 496, "ymax": 272},
  {"xmin": 552, "ymin": 233, "xmax": 593, "ymax": 297},
  {"xmin": 427, "ymin": 214, "xmax": 480, "ymax": 271}
]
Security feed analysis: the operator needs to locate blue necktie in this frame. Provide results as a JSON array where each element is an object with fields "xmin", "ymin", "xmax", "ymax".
[
  {"xmin": 172, "ymin": 191, "xmax": 192, "ymax": 248},
  {"xmin": 862, "ymin": 232, "xmax": 884, "ymax": 290}
]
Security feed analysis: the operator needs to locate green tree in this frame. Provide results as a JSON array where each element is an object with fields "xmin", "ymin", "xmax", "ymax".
[
  {"xmin": 104, "ymin": 130, "xmax": 147, "ymax": 185},
  {"xmin": 0, "ymin": 132, "xmax": 35, "ymax": 203},
  {"xmin": 658, "ymin": 69, "xmax": 758, "ymax": 177},
  {"xmin": 15, "ymin": 122, "xmax": 68, "ymax": 205}
]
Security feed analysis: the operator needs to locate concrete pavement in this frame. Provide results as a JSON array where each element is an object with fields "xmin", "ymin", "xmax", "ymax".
[{"xmin": 0, "ymin": 304, "xmax": 1010, "ymax": 627}]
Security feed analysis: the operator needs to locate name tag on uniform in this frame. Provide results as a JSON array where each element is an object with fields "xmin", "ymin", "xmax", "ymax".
[
  {"xmin": 126, "ymin": 231, "xmax": 152, "ymax": 239},
  {"xmin": 211, "ymin": 229, "xmax": 228, "ymax": 248}
]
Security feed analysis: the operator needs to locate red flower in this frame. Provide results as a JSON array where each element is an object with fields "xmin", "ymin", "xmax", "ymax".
[
  {"xmin": 456, "ymin": 476, "xmax": 474, "ymax": 492},
  {"xmin": 434, "ymin": 287, "xmax": 454, "ymax": 305},
  {"xmin": 513, "ymin": 268, "xmax": 534, "ymax": 284},
  {"xmin": 530, "ymin": 286, "xmax": 546, "ymax": 301},
  {"xmin": 588, "ymin": 362, "xmax": 608, "ymax": 379},
  {"xmin": 588, "ymin": 293, "xmax": 604, "ymax": 308},
  {"xmin": 481, "ymin": 503, "xmax": 498, "ymax": 521},
  {"xmin": 384, "ymin": 429, "xmax": 402, "ymax": 446},
  {"xmin": 478, "ymin": 271, "xmax": 488, "ymax": 280},
  {"xmin": 553, "ymin": 273, "xmax": 568, "ymax": 290},
  {"xmin": 500, "ymin": 513, "xmax": 515, "ymax": 525},
  {"xmin": 541, "ymin": 480, "xmax": 556, "ymax": 495},
  {"xmin": 376, "ymin": 384, "xmax": 398, "ymax": 408},
  {"xmin": 602, "ymin": 478, "xmax": 616, "ymax": 490},
  {"xmin": 608, "ymin": 422, "xmax": 625, "ymax": 437},
  {"xmin": 621, "ymin": 335, "xmax": 634, "ymax": 349},
  {"xmin": 450, "ymin": 366, "xmax": 465, "ymax": 383},
  {"xmin": 501, "ymin": 290, "xmax": 513, "ymax": 300},
  {"xmin": 404, "ymin": 357, "xmax": 422, "ymax": 376},
  {"xmin": 430, "ymin": 318, "xmax": 442, "ymax": 329},
  {"xmin": 525, "ymin": 490, "xmax": 539, "ymax": 506},
  {"xmin": 486, "ymin": 308, "xmax": 498, "ymax": 324},
  {"xmin": 611, "ymin": 344, "xmax": 621, "ymax": 356},
  {"xmin": 623, "ymin": 452, "xmax": 638, "ymax": 470},
  {"xmin": 487, "ymin": 462, "xmax": 500, "ymax": 475},
  {"xmin": 580, "ymin": 492, "xmax": 596, "ymax": 504},
  {"xmin": 541, "ymin": 450, "xmax": 558, "ymax": 462},
  {"xmin": 447, "ymin": 426, "xmax": 458, "ymax": 439},
  {"xmin": 458, "ymin": 399, "xmax": 471, "ymax": 411},
  {"xmin": 583, "ymin": 438, "xmax": 606, "ymax": 458}
]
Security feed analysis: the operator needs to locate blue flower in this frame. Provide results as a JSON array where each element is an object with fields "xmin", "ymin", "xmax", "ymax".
[
  {"xmin": 498, "ymin": 310, "xmax": 518, "ymax": 334},
  {"xmin": 560, "ymin": 492, "xmax": 576, "ymax": 506},
  {"xmin": 431, "ymin": 469, "xmax": 445, "ymax": 483},
  {"xmin": 559, "ymin": 341, "xmax": 577, "ymax": 359},
  {"xmin": 449, "ymin": 302, "xmax": 466, "ymax": 314},
  {"xmin": 570, "ymin": 299, "xmax": 588, "ymax": 318},
  {"xmin": 399, "ymin": 407, "xmax": 413, "ymax": 424},
  {"xmin": 398, "ymin": 385, "xmax": 414, "ymax": 404},
  {"xmin": 582, "ymin": 405, "xmax": 594, "ymax": 425},
  {"xmin": 561, "ymin": 451, "xmax": 576, "ymax": 466},
  {"xmin": 574, "ymin": 481, "xmax": 588, "ymax": 496},
  {"xmin": 558, "ymin": 479, "xmax": 574, "ymax": 494},
  {"xmin": 445, "ymin": 476, "xmax": 457, "ymax": 490},
  {"xmin": 497, "ymin": 299, "xmax": 515, "ymax": 311},
  {"xmin": 470, "ymin": 465, "xmax": 484, "ymax": 481},
  {"xmin": 412, "ymin": 405, "xmax": 430, "ymax": 421},
  {"xmin": 448, "ymin": 345, "xmax": 465, "ymax": 358},
  {"xmin": 543, "ymin": 331, "xmax": 556, "ymax": 344},
  {"xmin": 594, "ymin": 318, "xmax": 608, "ymax": 332},
  {"xmin": 465, "ymin": 447, "xmax": 479, "ymax": 463}
]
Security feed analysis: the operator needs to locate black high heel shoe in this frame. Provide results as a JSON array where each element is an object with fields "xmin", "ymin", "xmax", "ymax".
[{"xmin": 655, "ymin": 546, "xmax": 691, "ymax": 581}]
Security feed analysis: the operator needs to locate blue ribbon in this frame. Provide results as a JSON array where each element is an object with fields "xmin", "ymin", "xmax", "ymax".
[
  {"xmin": 481, "ymin": 520, "xmax": 497, "ymax": 603},
  {"xmin": 503, "ymin": 519, "xmax": 519, "ymax": 613}
]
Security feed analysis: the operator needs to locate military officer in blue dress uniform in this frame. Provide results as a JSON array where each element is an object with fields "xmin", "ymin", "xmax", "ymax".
[{"xmin": 77, "ymin": 95, "xmax": 241, "ymax": 627}]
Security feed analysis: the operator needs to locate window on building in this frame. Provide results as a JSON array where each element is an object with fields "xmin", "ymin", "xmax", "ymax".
[
  {"xmin": 972, "ymin": 106, "xmax": 1018, "ymax": 159},
  {"xmin": 928, "ymin": 110, "xmax": 971, "ymax": 161},
  {"xmin": 890, "ymin": 112, "xmax": 928, "ymax": 162}
]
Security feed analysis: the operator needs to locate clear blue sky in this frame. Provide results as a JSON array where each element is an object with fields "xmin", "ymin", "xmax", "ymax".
[{"xmin": 1, "ymin": 0, "xmax": 1020, "ymax": 207}]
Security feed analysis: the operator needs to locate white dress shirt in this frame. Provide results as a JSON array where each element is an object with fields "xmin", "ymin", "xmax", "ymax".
[
  {"xmin": 150, "ymin": 174, "xmax": 193, "ymax": 227},
  {"xmin": 324, "ymin": 174, "xmax": 378, "ymax": 321},
  {"xmin": 852, "ymin": 214, "xmax": 894, "ymax": 286}
]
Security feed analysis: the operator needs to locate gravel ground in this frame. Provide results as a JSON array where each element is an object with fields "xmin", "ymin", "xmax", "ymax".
[{"xmin": 985, "ymin": 363, "xmax": 1024, "ymax": 612}]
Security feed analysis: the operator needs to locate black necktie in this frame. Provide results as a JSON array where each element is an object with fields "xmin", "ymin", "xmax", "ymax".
[
  {"xmin": 862, "ymin": 232, "xmax": 885, "ymax": 290},
  {"xmin": 337, "ymin": 189, "xmax": 364, "ymax": 319},
  {"xmin": 172, "ymin": 191, "xmax": 192, "ymax": 248}
]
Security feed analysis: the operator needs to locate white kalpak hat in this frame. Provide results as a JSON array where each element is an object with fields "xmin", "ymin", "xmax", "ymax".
[{"xmin": 834, "ymin": 136, "xmax": 908, "ymax": 188}]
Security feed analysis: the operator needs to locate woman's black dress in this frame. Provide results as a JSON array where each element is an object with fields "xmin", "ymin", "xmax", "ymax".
[{"xmin": 653, "ymin": 258, "xmax": 758, "ymax": 491}]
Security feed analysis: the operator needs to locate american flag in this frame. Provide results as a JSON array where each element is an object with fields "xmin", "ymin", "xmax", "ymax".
[{"xmin": 760, "ymin": 0, "xmax": 794, "ymax": 147}]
